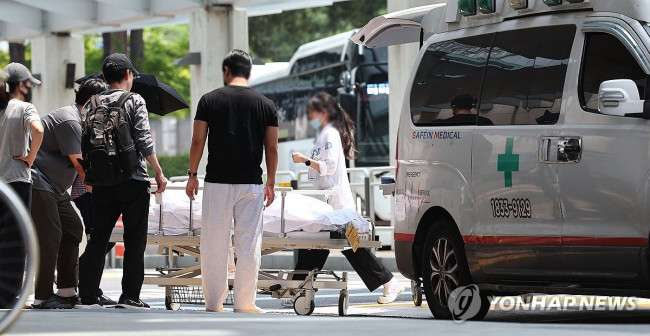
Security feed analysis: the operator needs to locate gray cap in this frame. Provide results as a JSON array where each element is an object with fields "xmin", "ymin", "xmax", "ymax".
[{"xmin": 0, "ymin": 63, "xmax": 41, "ymax": 85}]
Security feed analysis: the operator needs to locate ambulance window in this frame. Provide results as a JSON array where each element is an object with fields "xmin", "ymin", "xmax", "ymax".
[
  {"xmin": 580, "ymin": 33, "xmax": 647, "ymax": 112},
  {"xmin": 410, "ymin": 34, "xmax": 493, "ymax": 126},
  {"xmin": 479, "ymin": 25, "xmax": 575, "ymax": 126}
]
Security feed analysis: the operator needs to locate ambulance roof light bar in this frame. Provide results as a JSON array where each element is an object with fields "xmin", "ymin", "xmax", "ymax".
[{"xmin": 460, "ymin": 0, "xmax": 586, "ymax": 15}]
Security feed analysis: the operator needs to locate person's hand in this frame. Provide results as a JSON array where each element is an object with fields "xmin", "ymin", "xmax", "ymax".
[
  {"xmin": 186, "ymin": 176, "xmax": 199, "ymax": 200},
  {"xmin": 263, "ymin": 183, "xmax": 275, "ymax": 207},
  {"xmin": 14, "ymin": 154, "xmax": 36, "ymax": 167},
  {"xmin": 154, "ymin": 172, "xmax": 167, "ymax": 194},
  {"xmin": 85, "ymin": 184, "xmax": 93, "ymax": 193},
  {"xmin": 292, "ymin": 152, "xmax": 308, "ymax": 164}
]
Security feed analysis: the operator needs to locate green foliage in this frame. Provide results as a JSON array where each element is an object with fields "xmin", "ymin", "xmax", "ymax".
[
  {"xmin": 83, "ymin": 26, "xmax": 191, "ymax": 119},
  {"xmin": 84, "ymin": 34, "xmax": 104, "ymax": 75},
  {"xmin": 147, "ymin": 152, "xmax": 189, "ymax": 178},
  {"xmin": 249, "ymin": 0, "xmax": 387, "ymax": 62},
  {"xmin": 0, "ymin": 48, "xmax": 8, "ymax": 66},
  {"xmin": 141, "ymin": 25, "xmax": 191, "ymax": 119}
]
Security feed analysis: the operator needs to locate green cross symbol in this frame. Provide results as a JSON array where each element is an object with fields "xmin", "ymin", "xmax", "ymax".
[{"xmin": 497, "ymin": 138, "xmax": 519, "ymax": 188}]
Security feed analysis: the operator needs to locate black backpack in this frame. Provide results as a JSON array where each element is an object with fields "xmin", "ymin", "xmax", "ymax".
[{"xmin": 80, "ymin": 92, "xmax": 140, "ymax": 187}]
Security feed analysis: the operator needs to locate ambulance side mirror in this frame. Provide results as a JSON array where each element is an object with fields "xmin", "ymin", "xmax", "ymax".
[{"xmin": 598, "ymin": 79, "xmax": 648, "ymax": 119}]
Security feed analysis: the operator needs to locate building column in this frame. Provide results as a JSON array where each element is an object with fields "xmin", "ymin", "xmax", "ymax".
[
  {"xmin": 30, "ymin": 34, "xmax": 85, "ymax": 115},
  {"xmin": 190, "ymin": 6, "xmax": 248, "ymax": 174}
]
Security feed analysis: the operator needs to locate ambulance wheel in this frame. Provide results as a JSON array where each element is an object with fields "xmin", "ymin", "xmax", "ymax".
[
  {"xmin": 293, "ymin": 295, "xmax": 315, "ymax": 316},
  {"xmin": 411, "ymin": 280, "xmax": 423, "ymax": 307},
  {"xmin": 165, "ymin": 296, "xmax": 180, "ymax": 311},
  {"xmin": 338, "ymin": 290, "xmax": 349, "ymax": 316},
  {"xmin": 421, "ymin": 220, "xmax": 472, "ymax": 320}
]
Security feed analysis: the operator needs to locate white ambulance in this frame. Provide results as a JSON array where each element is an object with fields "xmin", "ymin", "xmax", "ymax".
[{"xmin": 354, "ymin": 0, "xmax": 650, "ymax": 320}]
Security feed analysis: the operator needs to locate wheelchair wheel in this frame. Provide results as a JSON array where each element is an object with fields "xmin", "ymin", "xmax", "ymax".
[{"xmin": 0, "ymin": 182, "xmax": 39, "ymax": 333}]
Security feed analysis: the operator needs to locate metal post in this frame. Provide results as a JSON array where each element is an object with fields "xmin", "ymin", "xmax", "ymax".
[
  {"xmin": 279, "ymin": 191, "xmax": 287, "ymax": 238},
  {"xmin": 364, "ymin": 176, "xmax": 371, "ymax": 217}
]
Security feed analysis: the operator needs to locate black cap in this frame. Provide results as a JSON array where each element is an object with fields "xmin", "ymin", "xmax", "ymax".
[{"xmin": 102, "ymin": 53, "xmax": 139, "ymax": 76}]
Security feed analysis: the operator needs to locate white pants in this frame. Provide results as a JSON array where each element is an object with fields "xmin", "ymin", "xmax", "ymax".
[{"xmin": 201, "ymin": 182, "xmax": 264, "ymax": 311}]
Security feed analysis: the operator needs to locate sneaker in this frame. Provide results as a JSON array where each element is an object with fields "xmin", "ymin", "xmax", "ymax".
[
  {"xmin": 280, "ymin": 298, "xmax": 294, "ymax": 308},
  {"xmin": 377, "ymin": 282, "xmax": 405, "ymax": 304},
  {"xmin": 31, "ymin": 296, "xmax": 73, "ymax": 309},
  {"xmin": 115, "ymin": 295, "xmax": 150, "ymax": 309},
  {"xmin": 233, "ymin": 306, "xmax": 264, "ymax": 314},
  {"xmin": 98, "ymin": 295, "xmax": 117, "ymax": 307}
]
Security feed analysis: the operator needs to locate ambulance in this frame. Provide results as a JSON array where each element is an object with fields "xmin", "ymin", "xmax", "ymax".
[{"xmin": 354, "ymin": 0, "xmax": 650, "ymax": 320}]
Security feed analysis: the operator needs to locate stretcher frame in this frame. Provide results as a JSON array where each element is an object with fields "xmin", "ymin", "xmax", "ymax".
[{"xmin": 109, "ymin": 184, "xmax": 381, "ymax": 315}]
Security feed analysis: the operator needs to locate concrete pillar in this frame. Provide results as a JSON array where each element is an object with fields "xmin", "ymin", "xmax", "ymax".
[
  {"xmin": 387, "ymin": 0, "xmax": 447, "ymax": 167},
  {"xmin": 30, "ymin": 34, "xmax": 85, "ymax": 115},
  {"xmin": 190, "ymin": 6, "xmax": 248, "ymax": 174}
]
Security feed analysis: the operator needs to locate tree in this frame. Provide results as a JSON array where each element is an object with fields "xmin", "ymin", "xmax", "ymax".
[{"xmin": 249, "ymin": 0, "xmax": 386, "ymax": 62}]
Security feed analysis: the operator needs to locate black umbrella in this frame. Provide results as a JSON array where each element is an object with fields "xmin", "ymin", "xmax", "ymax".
[
  {"xmin": 75, "ymin": 71, "xmax": 102, "ymax": 85},
  {"xmin": 75, "ymin": 72, "xmax": 189, "ymax": 116},
  {"xmin": 131, "ymin": 74, "xmax": 189, "ymax": 116}
]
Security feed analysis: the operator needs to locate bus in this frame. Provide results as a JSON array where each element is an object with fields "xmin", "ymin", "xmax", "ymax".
[{"xmin": 251, "ymin": 30, "xmax": 392, "ymax": 223}]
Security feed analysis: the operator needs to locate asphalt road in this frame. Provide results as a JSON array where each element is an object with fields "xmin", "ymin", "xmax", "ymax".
[{"xmin": 4, "ymin": 269, "xmax": 650, "ymax": 335}]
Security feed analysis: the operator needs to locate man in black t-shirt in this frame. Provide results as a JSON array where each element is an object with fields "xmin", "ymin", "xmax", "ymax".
[
  {"xmin": 445, "ymin": 94, "xmax": 494, "ymax": 126},
  {"xmin": 186, "ymin": 49, "xmax": 279, "ymax": 313}
]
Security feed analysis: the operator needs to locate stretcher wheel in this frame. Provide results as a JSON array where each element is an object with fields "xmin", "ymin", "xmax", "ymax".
[
  {"xmin": 165, "ymin": 296, "xmax": 180, "ymax": 311},
  {"xmin": 338, "ymin": 290, "xmax": 349, "ymax": 316},
  {"xmin": 293, "ymin": 295, "xmax": 315, "ymax": 316},
  {"xmin": 411, "ymin": 280, "xmax": 423, "ymax": 307}
]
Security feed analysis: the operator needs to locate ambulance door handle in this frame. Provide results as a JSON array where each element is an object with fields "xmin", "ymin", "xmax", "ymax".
[{"xmin": 539, "ymin": 137, "xmax": 555, "ymax": 163}]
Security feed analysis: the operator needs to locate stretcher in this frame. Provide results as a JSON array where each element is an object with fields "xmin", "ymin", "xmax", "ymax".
[{"xmin": 109, "ymin": 183, "xmax": 381, "ymax": 316}]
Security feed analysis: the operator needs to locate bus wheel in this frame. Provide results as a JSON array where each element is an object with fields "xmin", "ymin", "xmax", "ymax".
[{"xmin": 421, "ymin": 220, "xmax": 471, "ymax": 320}]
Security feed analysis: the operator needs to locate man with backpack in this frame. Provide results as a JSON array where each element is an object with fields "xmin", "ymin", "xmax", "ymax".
[{"xmin": 78, "ymin": 53, "xmax": 167, "ymax": 309}]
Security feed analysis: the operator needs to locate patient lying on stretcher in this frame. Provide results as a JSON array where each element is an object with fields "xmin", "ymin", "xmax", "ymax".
[{"xmin": 147, "ymin": 189, "xmax": 369, "ymax": 236}]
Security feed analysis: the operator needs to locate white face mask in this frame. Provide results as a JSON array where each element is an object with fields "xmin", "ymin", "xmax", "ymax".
[{"xmin": 309, "ymin": 118, "xmax": 322, "ymax": 130}]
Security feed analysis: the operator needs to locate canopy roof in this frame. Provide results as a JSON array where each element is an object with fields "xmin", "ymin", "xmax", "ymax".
[{"xmin": 0, "ymin": 0, "xmax": 348, "ymax": 42}]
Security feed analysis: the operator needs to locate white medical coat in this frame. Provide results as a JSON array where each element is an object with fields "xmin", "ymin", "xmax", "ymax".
[{"xmin": 308, "ymin": 123, "xmax": 355, "ymax": 210}]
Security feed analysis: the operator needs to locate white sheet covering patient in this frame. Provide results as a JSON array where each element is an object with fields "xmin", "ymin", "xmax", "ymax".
[{"xmin": 147, "ymin": 190, "xmax": 369, "ymax": 235}]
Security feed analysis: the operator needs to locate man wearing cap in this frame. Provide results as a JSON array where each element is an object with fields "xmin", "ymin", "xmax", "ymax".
[
  {"xmin": 0, "ymin": 63, "xmax": 43, "ymax": 308},
  {"xmin": 29, "ymin": 78, "xmax": 109, "ymax": 309},
  {"xmin": 78, "ymin": 53, "xmax": 167, "ymax": 309}
]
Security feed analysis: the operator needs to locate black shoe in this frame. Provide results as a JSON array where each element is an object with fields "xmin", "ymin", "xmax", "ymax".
[
  {"xmin": 53, "ymin": 294, "xmax": 79, "ymax": 307},
  {"xmin": 31, "ymin": 296, "xmax": 73, "ymax": 309},
  {"xmin": 98, "ymin": 294, "xmax": 117, "ymax": 307},
  {"xmin": 115, "ymin": 294, "xmax": 150, "ymax": 309}
]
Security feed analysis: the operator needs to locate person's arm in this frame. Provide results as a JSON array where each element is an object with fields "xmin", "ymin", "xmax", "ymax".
[
  {"xmin": 264, "ymin": 126, "xmax": 279, "ymax": 207},
  {"xmin": 292, "ymin": 133, "xmax": 338, "ymax": 176},
  {"xmin": 68, "ymin": 154, "xmax": 92, "ymax": 192},
  {"xmin": 186, "ymin": 120, "xmax": 208, "ymax": 200},
  {"xmin": 14, "ymin": 120, "xmax": 43, "ymax": 167},
  {"xmin": 145, "ymin": 153, "xmax": 167, "ymax": 194}
]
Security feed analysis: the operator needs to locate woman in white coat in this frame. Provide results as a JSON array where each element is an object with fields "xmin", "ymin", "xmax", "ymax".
[{"xmin": 290, "ymin": 92, "xmax": 405, "ymax": 304}]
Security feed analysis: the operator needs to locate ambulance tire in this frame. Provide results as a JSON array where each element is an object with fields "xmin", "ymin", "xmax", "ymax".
[{"xmin": 421, "ymin": 220, "xmax": 474, "ymax": 320}]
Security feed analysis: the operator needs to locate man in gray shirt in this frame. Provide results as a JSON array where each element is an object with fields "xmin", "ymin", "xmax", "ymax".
[{"xmin": 29, "ymin": 79, "xmax": 107, "ymax": 309}]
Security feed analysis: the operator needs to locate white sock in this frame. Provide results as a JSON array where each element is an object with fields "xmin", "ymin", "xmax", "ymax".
[
  {"xmin": 33, "ymin": 299, "xmax": 44, "ymax": 305},
  {"xmin": 383, "ymin": 277, "xmax": 398, "ymax": 295}
]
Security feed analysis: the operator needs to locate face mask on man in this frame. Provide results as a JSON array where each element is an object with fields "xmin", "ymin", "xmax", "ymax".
[{"xmin": 21, "ymin": 83, "xmax": 32, "ymax": 102}]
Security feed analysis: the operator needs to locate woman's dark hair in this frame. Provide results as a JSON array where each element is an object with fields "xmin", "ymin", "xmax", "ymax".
[
  {"xmin": 75, "ymin": 78, "xmax": 109, "ymax": 105},
  {"xmin": 307, "ymin": 92, "xmax": 358, "ymax": 160},
  {"xmin": 222, "ymin": 49, "xmax": 252, "ymax": 78},
  {"xmin": 0, "ymin": 81, "xmax": 10, "ymax": 110}
]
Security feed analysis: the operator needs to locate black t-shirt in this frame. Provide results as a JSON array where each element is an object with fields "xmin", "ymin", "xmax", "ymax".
[
  {"xmin": 195, "ymin": 85, "xmax": 278, "ymax": 184},
  {"xmin": 444, "ymin": 113, "xmax": 494, "ymax": 126}
]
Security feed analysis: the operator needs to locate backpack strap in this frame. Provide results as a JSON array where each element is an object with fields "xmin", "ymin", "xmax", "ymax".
[
  {"xmin": 90, "ymin": 94, "xmax": 101, "ymax": 111},
  {"xmin": 116, "ymin": 91, "xmax": 134, "ymax": 108}
]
